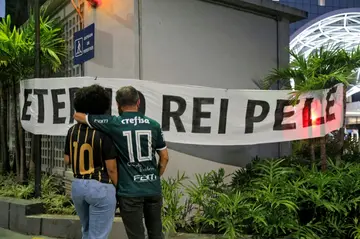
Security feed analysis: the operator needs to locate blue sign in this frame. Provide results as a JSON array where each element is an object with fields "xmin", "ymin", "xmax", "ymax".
[
  {"xmin": 0, "ymin": 0, "xmax": 5, "ymax": 18},
  {"xmin": 74, "ymin": 23, "xmax": 95, "ymax": 65}
]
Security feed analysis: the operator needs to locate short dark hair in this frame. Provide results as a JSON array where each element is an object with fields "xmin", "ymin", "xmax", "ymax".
[
  {"xmin": 115, "ymin": 86, "xmax": 139, "ymax": 107},
  {"xmin": 74, "ymin": 84, "xmax": 111, "ymax": 115}
]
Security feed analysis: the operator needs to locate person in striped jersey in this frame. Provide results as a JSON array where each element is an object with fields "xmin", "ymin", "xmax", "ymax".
[{"xmin": 64, "ymin": 84, "xmax": 118, "ymax": 239}]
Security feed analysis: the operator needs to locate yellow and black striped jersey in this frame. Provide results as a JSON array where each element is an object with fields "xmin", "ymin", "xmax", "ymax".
[{"xmin": 64, "ymin": 123, "xmax": 118, "ymax": 183}]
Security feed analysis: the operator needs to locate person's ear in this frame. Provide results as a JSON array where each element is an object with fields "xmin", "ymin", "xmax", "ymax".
[{"xmin": 136, "ymin": 99, "xmax": 140, "ymax": 107}]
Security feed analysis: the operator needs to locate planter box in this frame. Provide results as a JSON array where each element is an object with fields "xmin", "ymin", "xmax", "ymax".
[
  {"xmin": 0, "ymin": 197, "xmax": 11, "ymax": 229},
  {"xmin": 28, "ymin": 214, "xmax": 82, "ymax": 239},
  {"xmin": 27, "ymin": 214, "xmax": 127, "ymax": 239},
  {"xmin": 1, "ymin": 197, "xmax": 256, "ymax": 239},
  {"xmin": 0, "ymin": 196, "xmax": 128, "ymax": 238},
  {"xmin": 0, "ymin": 197, "xmax": 44, "ymax": 235}
]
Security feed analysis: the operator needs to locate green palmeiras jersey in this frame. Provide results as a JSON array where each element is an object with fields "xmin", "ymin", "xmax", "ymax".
[{"xmin": 86, "ymin": 112, "xmax": 167, "ymax": 197}]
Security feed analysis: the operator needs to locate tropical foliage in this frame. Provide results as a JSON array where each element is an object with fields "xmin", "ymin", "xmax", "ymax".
[
  {"xmin": 263, "ymin": 46, "xmax": 360, "ymax": 93},
  {"xmin": 262, "ymin": 46, "xmax": 360, "ymax": 170},
  {"xmin": 162, "ymin": 153, "xmax": 360, "ymax": 238},
  {"xmin": 0, "ymin": 173, "xmax": 75, "ymax": 215},
  {"xmin": 2, "ymin": 140, "xmax": 360, "ymax": 238},
  {"xmin": 0, "ymin": 12, "xmax": 66, "ymax": 181}
]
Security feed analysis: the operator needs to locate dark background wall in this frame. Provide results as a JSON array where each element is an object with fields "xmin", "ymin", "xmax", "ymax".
[
  {"xmin": 2, "ymin": 0, "xmax": 47, "ymax": 27},
  {"xmin": 275, "ymin": 0, "xmax": 360, "ymax": 34}
]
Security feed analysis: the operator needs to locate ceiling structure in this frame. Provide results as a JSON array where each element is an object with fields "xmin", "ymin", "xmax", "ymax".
[
  {"xmin": 289, "ymin": 8, "xmax": 360, "ymax": 118},
  {"xmin": 290, "ymin": 8, "xmax": 360, "ymax": 58}
]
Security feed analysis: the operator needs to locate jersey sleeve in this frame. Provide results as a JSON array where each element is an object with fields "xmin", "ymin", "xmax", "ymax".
[
  {"xmin": 64, "ymin": 128, "xmax": 72, "ymax": 155},
  {"xmin": 101, "ymin": 134, "xmax": 118, "ymax": 160},
  {"xmin": 86, "ymin": 115, "xmax": 118, "ymax": 135},
  {"xmin": 155, "ymin": 125, "xmax": 167, "ymax": 151}
]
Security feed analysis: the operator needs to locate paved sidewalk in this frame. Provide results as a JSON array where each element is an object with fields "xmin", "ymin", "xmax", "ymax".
[{"xmin": 0, "ymin": 228, "xmax": 56, "ymax": 239}]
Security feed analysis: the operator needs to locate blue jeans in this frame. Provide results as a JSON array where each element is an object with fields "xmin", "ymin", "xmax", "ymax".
[{"xmin": 71, "ymin": 179, "xmax": 116, "ymax": 239}]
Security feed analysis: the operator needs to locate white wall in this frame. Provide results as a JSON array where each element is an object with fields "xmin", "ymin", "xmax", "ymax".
[
  {"xmin": 141, "ymin": 0, "xmax": 278, "ymax": 89},
  {"xmin": 140, "ymin": 0, "xmax": 290, "ymax": 176},
  {"xmin": 83, "ymin": 0, "xmax": 139, "ymax": 78},
  {"xmin": 83, "ymin": 0, "xmax": 292, "ymax": 177}
]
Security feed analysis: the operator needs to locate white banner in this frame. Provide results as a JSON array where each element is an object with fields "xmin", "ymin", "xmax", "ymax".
[{"xmin": 19, "ymin": 77, "xmax": 344, "ymax": 145}]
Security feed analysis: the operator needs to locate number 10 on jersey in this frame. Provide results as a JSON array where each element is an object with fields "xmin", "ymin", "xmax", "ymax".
[{"xmin": 123, "ymin": 130, "xmax": 152, "ymax": 163}]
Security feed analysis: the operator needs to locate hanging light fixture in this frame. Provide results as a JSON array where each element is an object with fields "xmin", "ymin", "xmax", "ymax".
[
  {"xmin": 318, "ymin": 0, "xmax": 325, "ymax": 6},
  {"xmin": 87, "ymin": 0, "xmax": 102, "ymax": 8}
]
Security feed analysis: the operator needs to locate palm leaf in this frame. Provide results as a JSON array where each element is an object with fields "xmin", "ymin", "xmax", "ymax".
[
  {"xmin": 0, "ymin": 10, "xmax": 66, "ymax": 86},
  {"xmin": 263, "ymin": 46, "xmax": 360, "ymax": 97}
]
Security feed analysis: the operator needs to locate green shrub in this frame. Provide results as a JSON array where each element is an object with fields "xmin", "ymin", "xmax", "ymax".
[
  {"xmin": 0, "ymin": 173, "xmax": 75, "ymax": 215},
  {"xmin": 185, "ymin": 168, "xmax": 231, "ymax": 233},
  {"xmin": 161, "ymin": 172, "xmax": 190, "ymax": 234},
  {"xmin": 230, "ymin": 157, "xmax": 260, "ymax": 190},
  {"xmin": 202, "ymin": 191, "xmax": 253, "ymax": 238},
  {"xmin": 247, "ymin": 159, "xmax": 300, "ymax": 238},
  {"xmin": 291, "ymin": 135, "xmax": 360, "ymax": 164},
  {"xmin": 161, "ymin": 157, "xmax": 360, "ymax": 239},
  {"xmin": 295, "ymin": 160, "xmax": 360, "ymax": 238},
  {"xmin": 0, "ymin": 173, "xmax": 34, "ymax": 199},
  {"xmin": 42, "ymin": 193, "xmax": 76, "ymax": 215}
]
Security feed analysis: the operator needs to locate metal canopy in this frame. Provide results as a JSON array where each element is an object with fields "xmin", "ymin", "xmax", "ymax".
[{"xmin": 290, "ymin": 8, "xmax": 360, "ymax": 58}]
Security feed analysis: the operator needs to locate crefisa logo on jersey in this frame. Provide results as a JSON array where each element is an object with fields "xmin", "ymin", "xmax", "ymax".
[{"xmin": 121, "ymin": 116, "xmax": 150, "ymax": 126}]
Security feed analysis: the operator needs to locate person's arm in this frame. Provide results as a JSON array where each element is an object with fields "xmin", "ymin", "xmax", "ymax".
[
  {"xmin": 64, "ymin": 155, "xmax": 70, "ymax": 166},
  {"xmin": 155, "ymin": 125, "xmax": 169, "ymax": 176},
  {"xmin": 158, "ymin": 149, "xmax": 169, "ymax": 177},
  {"xmin": 73, "ymin": 113, "xmax": 118, "ymax": 135},
  {"xmin": 102, "ymin": 134, "xmax": 119, "ymax": 187},
  {"xmin": 73, "ymin": 112, "xmax": 87, "ymax": 124},
  {"xmin": 106, "ymin": 160, "xmax": 118, "ymax": 187},
  {"xmin": 63, "ymin": 128, "xmax": 72, "ymax": 166}
]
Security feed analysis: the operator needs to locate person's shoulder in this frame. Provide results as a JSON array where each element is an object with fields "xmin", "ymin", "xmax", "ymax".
[
  {"xmin": 68, "ymin": 124, "xmax": 76, "ymax": 131},
  {"xmin": 143, "ymin": 116, "xmax": 161, "ymax": 128},
  {"xmin": 67, "ymin": 124, "xmax": 77, "ymax": 135}
]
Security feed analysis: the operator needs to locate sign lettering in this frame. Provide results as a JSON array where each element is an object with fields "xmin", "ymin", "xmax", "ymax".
[{"xmin": 19, "ymin": 77, "xmax": 344, "ymax": 146}]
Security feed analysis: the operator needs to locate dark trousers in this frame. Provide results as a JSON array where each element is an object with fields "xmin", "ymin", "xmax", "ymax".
[{"xmin": 118, "ymin": 196, "xmax": 163, "ymax": 239}]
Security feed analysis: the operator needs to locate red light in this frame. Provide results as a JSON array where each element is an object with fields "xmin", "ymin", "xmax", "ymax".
[
  {"xmin": 311, "ymin": 110, "xmax": 317, "ymax": 123},
  {"xmin": 87, "ymin": 0, "xmax": 101, "ymax": 8}
]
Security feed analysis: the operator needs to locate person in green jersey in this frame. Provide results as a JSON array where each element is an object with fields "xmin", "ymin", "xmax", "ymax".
[{"xmin": 74, "ymin": 86, "xmax": 169, "ymax": 239}]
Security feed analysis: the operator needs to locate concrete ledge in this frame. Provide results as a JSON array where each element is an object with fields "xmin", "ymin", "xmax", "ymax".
[
  {"xmin": 5, "ymin": 197, "xmax": 44, "ymax": 235},
  {"xmin": 0, "ymin": 198, "xmax": 249, "ymax": 239},
  {"xmin": 0, "ymin": 199, "xmax": 10, "ymax": 229},
  {"xmin": 0, "ymin": 197, "xmax": 251, "ymax": 239},
  {"xmin": 0, "ymin": 196, "xmax": 128, "ymax": 239},
  {"xmin": 28, "ymin": 214, "xmax": 127, "ymax": 239},
  {"xmin": 31, "ymin": 214, "xmax": 82, "ymax": 239}
]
